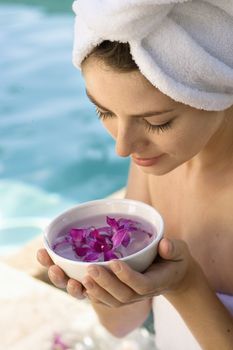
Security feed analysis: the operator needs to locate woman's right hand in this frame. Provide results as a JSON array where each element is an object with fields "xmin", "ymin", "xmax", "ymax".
[{"xmin": 37, "ymin": 248, "xmax": 86, "ymax": 300}]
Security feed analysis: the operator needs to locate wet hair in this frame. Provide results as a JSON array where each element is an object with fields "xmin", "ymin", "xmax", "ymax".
[{"xmin": 82, "ymin": 40, "xmax": 138, "ymax": 72}]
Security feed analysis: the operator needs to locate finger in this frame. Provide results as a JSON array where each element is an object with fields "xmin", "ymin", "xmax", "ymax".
[
  {"xmin": 84, "ymin": 265, "xmax": 137, "ymax": 304},
  {"xmin": 108, "ymin": 260, "xmax": 152, "ymax": 296},
  {"xmin": 48, "ymin": 265, "xmax": 69, "ymax": 289},
  {"xmin": 67, "ymin": 279, "xmax": 86, "ymax": 300},
  {"xmin": 145, "ymin": 241, "xmax": 190, "ymax": 292},
  {"xmin": 82, "ymin": 276, "xmax": 122, "ymax": 307},
  {"xmin": 85, "ymin": 291, "xmax": 143, "ymax": 307},
  {"xmin": 83, "ymin": 292, "xmax": 101, "ymax": 305},
  {"xmin": 158, "ymin": 238, "xmax": 187, "ymax": 262},
  {"xmin": 37, "ymin": 249, "xmax": 54, "ymax": 268},
  {"xmin": 144, "ymin": 259, "xmax": 181, "ymax": 293}
]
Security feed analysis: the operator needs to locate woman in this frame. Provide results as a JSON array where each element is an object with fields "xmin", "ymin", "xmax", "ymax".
[{"xmin": 37, "ymin": 1, "xmax": 233, "ymax": 349}]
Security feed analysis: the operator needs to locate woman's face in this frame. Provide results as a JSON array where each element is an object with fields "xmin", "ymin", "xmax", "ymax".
[{"xmin": 82, "ymin": 59, "xmax": 226, "ymax": 175}]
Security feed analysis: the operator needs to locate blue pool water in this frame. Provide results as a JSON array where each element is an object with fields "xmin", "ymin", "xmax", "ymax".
[{"xmin": 0, "ymin": 1, "xmax": 129, "ymax": 254}]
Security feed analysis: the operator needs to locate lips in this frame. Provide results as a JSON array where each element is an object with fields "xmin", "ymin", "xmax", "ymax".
[
  {"xmin": 133, "ymin": 155, "xmax": 161, "ymax": 161},
  {"xmin": 132, "ymin": 154, "xmax": 164, "ymax": 167}
]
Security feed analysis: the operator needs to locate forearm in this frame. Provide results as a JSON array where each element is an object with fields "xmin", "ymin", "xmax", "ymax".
[
  {"xmin": 165, "ymin": 264, "xmax": 233, "ymax": 350},
  {"xmin": 90, "ymin": 298, "xmax": 152, "ymax": 338}
]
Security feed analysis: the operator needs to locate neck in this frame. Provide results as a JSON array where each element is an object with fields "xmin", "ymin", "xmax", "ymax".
[{"xmin": 185, "ymin": 107, "xmax": 233, "ymax": 175}]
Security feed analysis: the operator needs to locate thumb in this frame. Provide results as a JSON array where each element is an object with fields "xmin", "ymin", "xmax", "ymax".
[{"xmin": 158, "ymin": 238, "xmax": 187, "ymax": 261}]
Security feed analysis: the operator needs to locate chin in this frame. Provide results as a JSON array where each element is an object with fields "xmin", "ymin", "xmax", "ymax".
[{"xmin": 138, "ymin": 161, "xmax": 182, "ymax": 176}]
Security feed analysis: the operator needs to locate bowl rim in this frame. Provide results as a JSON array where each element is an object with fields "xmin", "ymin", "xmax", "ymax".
[{"xmin": 43, "ymin": 198, "xmax": 164, "ymax": 265}]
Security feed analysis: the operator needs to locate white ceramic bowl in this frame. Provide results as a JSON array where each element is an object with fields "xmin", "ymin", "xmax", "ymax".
[{"xmin": 43, "ymin": 198, "xmax": 164, "ymax": 282}]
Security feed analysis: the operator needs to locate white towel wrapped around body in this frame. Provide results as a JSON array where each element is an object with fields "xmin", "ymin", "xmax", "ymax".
[{"xmin": 72, "ymin": 0, "xmax": 233, "ymax": 111}]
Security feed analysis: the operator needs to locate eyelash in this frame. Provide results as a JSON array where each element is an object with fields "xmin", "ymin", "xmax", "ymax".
[{"xmin": 95, "ymin": 109, "xmax": 173, "ymax": 134}]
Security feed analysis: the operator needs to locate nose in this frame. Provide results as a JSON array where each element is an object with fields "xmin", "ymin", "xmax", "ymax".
[
  {"xmin": 115, "ymin": 121, "xmax": 147, "ymax": 158},
  {"xmin": 115, "ymin": 135, "xmax": 132, "ymax": 158}
]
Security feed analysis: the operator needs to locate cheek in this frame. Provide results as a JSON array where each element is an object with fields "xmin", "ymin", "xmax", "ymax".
[{"xmin": 166, "ymin": 121, "xmax": 217, "ymax": 156}]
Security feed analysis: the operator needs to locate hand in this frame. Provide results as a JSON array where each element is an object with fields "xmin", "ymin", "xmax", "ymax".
[
  {"xmin": 79, "ymin": 237, "xmax": 200, "ymax": 307},
  {"xmin": 37, "ymin": 237, "xmax": 199, "ymax": 307},
  {"xmin": 36, "ymin": 249, "xmax": 86, "ymax": 300}
]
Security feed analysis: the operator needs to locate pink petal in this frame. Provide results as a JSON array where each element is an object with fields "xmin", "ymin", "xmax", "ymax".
[
  {"xmin": 52, "ymin": 333, "xmax": 69, "ymax": 350},
  {"xmin": 74, "ymin": 246, "xmax": 89, "ymax": 257},
  {"xmin": 83, "ymin": 252, "xmax": 101, "ymax": 262},
  {"xmin": 112, "ymin": 228, "xmax": 128, "ymax": 248},
  {"xmin": 121, "ymin": 232, "xmax": 131, "ymax": 247},
  {"xmin": 104, "ymin": 250, "xmax": 120, "ymax": 261},
  {"xmin": 70, "ymin": 228, "xmax": 85, "ymax": 241},
  {"xmin": 106, "ymin": 216, "xmax": 119, "ymax": 230}
]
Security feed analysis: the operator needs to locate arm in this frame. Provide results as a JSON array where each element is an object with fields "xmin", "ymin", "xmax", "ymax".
[
  {"xmin": 165, "ymin": 261, "xmax": 233, "ymax": 350},
  {"xmin": 89, "ymin": 161, "xmax": 153, "ymax": 337},
  {"xmin": 164, "ymin": 198, "xmax": 233, "ymax": 350},
  {"xmin": 84, "ymin": 237, "xmax": 233, "ymax": 348},
  {"xmin": 91, "ymin": 298, "xmax": 152, "ymax": 338}
]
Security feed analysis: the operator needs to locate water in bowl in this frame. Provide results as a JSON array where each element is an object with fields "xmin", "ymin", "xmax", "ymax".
[{"xmin": 52, "ymin": 214, "xmax": 156, "ymax": 262}]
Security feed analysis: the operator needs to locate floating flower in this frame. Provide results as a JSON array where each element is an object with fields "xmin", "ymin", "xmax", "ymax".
[
  {"xmin": 52, "ymin": 216, "xmax": 153, "ymax": 262},
  {"xmin": 52, "ymin": 333, "xmax": 69, "ymax": 350}
]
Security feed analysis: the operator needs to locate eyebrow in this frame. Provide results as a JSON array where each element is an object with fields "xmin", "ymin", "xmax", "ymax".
[{"xmin": 86, "ymin": 90, "xmax": 174, "ymax": 117}]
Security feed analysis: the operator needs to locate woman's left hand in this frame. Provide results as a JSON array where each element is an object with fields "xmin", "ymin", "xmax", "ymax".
[{"xmin": 81, "ymin": 237, "xmax": 200, "ymax": 307}]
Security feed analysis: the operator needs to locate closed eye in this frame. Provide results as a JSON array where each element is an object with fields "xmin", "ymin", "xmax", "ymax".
[
  {"xmin": 95, "ymin": 108, "xmax": 173, "ymax": 134},
  {"xmin": 95, "ymin": 109, "xmax": 114, "ymax": 120},
  {"xmin": 143, "ymin": 119, "xmax": 173, "ymax": 133}
]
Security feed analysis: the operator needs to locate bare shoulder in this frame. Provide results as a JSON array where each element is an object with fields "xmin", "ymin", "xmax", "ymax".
[
  {"xmin": 216, "ymin": 175, "xmax": 233, "ymax": 226},
  {"xmin": 217, "ymin": 188, "xmax": 233, "ymax": 291},
  {"xmin": 125, "ymin": 160, "xmax": 151, "ymax": 204},
  {"xmin": 215, "ymin": 173, "xmax": 233, "ymax": 222}
]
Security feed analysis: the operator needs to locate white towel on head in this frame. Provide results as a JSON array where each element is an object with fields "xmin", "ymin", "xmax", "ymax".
[{"xmin": 72, "ymin": 0, "xmax": 233, "ymax": 111}]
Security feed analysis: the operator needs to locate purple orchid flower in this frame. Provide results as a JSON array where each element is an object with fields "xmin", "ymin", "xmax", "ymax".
[
  {"xmin": 52, "ymin": 333, "xmax": 69, "ymax": 350},
  {"xmin": 52, "ymin": 216, "xmax": 152, "ymax": 262}
]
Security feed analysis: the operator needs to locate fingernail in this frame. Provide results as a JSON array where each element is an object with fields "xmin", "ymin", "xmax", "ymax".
[
  {"xmin": 88, "ymin": 267, "xmax": 99, "ymax": 278},
  {"xmin": 56, "ymin": 281, "xmax": 67, "ymax": 289},
  {"xmin": 111, "ymin": 262, "xmax": 121, "ymax": 273},
  {"xmin": 49, "ymin": 270, "xmax": 58, "ymax": 280},
  {"xmin": 49, "ymin": 271, "xmax": 64, "ymax": 287},
  {"xmin": 69, "ymin": 282, "xmax": 79, "ymax": 295}
]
